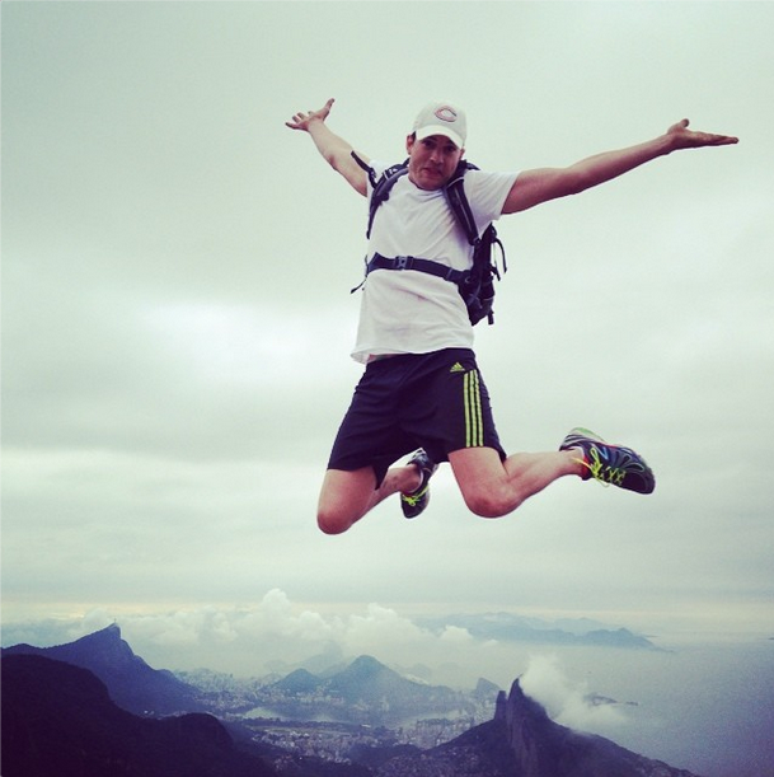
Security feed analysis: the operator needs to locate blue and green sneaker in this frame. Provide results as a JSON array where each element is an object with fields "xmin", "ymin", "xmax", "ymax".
[{"xmin": 560, "ymin": 427, "xmax": 655, "ymax": 494}]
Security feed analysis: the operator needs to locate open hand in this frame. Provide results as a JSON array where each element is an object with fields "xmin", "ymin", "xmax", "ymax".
[
  {"xmin": 667, "ymin": 118, "xmax": 738, "ymax": 149},
  {"xmin": 285, "ymin": 98, "xmax": 336, "ymax": 132}
]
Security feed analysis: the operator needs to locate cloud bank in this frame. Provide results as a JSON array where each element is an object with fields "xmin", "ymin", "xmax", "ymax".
[{"xmin": 520, "ymin": 653, "xmax": 628, "ymax": 733}]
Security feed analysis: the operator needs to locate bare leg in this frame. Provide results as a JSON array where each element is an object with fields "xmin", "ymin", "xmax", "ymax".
[
  {"xmin": 317, "ymin": 463, "xmax": 422, "ymax": 535},
  {"xmin": 449, "ymin": 446, "xmax": 584, "ymax": 518}
]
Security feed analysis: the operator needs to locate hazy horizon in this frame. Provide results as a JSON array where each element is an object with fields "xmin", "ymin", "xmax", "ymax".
[{"xmin": 3, "ymin": 600, "xmax": 773, "ymax": 777}]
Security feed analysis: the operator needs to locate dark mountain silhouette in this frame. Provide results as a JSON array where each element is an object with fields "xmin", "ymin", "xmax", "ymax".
[
  {"xmin": 268, "ymin": 654, "xmax": 467, "ymax": 724},
  {"xmin": 497, "ymin": 680, "xmax": 702, "ymax": 776},
  {"xmin": 3, "ymin": 626, "xmax": 704, "ymax": 777},
  {"xmin": 1, "ymin": 654, "xmax": 276, "ymax": 777},
  {"xmin": 2, "ymin": 623, "xmax": 203, "ymax": 715},
  {"xmin": 369, "ymin": 679, "xmax": 703, "ymax": 777},
  {"xmin": 325, "ymin": 655, "xmax": 425, "ymax": 702},
  {"xmin": 3, "ymin": 627, "xmax": 482, "ymax": 728},
  {"xmin": 1, "ymin": 654, "xmax": 374, "ymax": 777},
  {"xmin": 274, "ymin": 666, "xmax": 326, "ymax": 694}
]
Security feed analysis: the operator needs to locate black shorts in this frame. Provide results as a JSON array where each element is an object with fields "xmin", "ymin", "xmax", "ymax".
[{"xmin": 327, "ymin": 348, "xmax": 506, "ymax": 487}]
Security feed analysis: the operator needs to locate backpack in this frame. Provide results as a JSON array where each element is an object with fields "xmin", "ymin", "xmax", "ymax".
[{"xmin": 351, "ymin": 153, "xmax": 507, "ymax": 326}]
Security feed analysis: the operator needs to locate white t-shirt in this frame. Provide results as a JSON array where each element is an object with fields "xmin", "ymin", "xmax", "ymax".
[{"xmin": 351, "ymin": 163, "xmax": 519, "ymax": 363}]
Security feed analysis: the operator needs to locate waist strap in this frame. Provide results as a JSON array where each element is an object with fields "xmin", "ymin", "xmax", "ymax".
[{"xmin": 367, "ymin": 253, "xmax": 467, "ymax": 285}]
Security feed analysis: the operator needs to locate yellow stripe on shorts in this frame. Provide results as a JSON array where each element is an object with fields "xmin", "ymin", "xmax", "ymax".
[{"xmin": 463, "ymin": 369, "xmax": 484, "ymax": 448}]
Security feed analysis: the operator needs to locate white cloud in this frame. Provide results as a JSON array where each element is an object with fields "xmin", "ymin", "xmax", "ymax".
[
  {"xmin": 440, "ymin": 625, "xmax": 475, "ymax": 645},
  {"xmin": 340, "ymin": 603, "xmax": 430, "ymax": 655},
  {"xmin": 237, "ymin": 589, "xmax": 335, "ymax": 643},
  {"xmin": 520, "ymin": 654, "xmax": 627, "ymax": 733}
]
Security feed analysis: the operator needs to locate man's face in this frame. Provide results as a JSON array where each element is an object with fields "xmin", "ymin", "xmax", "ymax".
[{"xmin": 406, "ymin": 133, "xmax": 464, "ymax": 190}]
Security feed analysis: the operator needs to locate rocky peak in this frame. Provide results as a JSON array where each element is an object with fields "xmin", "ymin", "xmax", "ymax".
[
  {"xmin": 65, "ymin": 624, "xmax": 141, "ymax": 670},
  {"xmin": 493, "ymin": 678, "xmax": 704, "ymax": 777}
]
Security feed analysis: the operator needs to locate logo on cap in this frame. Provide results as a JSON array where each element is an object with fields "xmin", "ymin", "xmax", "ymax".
[{"xmin": 434, "ymin": 106, "xmax": 458, "ymax": 123}]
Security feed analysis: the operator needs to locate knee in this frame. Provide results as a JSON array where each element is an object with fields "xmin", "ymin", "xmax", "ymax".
[
  {"xmin": 316, "ymin": 508, "xmax": 352, "ymax": 536},
  {"xmin": 463, "ymin": 487, "xmax": 520, "ymax": 519}
]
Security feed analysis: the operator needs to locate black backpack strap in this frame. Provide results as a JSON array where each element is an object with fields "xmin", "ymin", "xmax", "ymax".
[
  {"xmin": 351, "ymin": 153, "xmax": 409, "ymax": 239},
  {"xmin": 445, "ymin": 161, "xmax": 507, "ymax": 273},
  {"xmin": 351, "ymin": 151, "xmax": 378, "ymax": 188},
  {"xmin": 366, "ymin": 253, "xmax": 467, "ymax": 284},
  {"xmin": 444, "ymin": 161, "xmax": 480, "ymax": 247},
  {"xmin": 443, "ymin": 161, "xmax": 508, "ymax": 326}
]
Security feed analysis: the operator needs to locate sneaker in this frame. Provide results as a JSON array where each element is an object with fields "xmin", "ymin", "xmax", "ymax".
[
  {"xmin": 559, "ymin": 427, "xmax": 655, "ymax": 494},
  {"xmin": 400, "ymin": 449, "xmax": 438, "ymax": 519}
]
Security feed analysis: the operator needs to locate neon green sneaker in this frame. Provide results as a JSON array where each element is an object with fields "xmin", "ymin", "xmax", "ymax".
[
  {"xmin": 400, "ymin": 449, "xmax": 438, "ymax": 519},
  {"xmin": 560, "ymin": 428, "xmax": 655, "ymax": 494}
]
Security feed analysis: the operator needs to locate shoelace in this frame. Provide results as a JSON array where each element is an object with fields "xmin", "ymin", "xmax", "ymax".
[
  {"xmin": 574, "ymin": 446, "xmax": 626, "ymax": 488},
  {"xmin": 401, "ymin": 482, "xmax": 430, "ymax": 506}
]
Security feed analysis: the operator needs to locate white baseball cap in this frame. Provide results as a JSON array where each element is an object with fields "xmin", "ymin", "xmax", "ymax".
[{"xmin": 412, "ymin": 102, "xmax": 467, "ymax": 148}]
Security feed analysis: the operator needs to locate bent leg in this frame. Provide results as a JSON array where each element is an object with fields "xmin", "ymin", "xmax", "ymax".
[
  {"xmin": 317, "ymin": 464, "xmax": 422, "ymax": 535},
  {"xmin": 449, "ymin": 446, "xmax": 583, "ymax": 518}
]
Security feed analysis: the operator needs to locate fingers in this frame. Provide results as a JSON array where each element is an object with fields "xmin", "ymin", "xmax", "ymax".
[
  {"xmin": 285, "ymin": 99, "xmax": 335, "ymax": 130},
  {"xmin": 285, "ymin": 114, "xmax": 306, "ymax": 130},
  {"xmin": 667, "ymin": 118, "xmax": 739, "ymax": 148},
  {"xmin": 708, "ymin": 133, "xmax": 739, "ymax": 146},
  {"xmin": 285, "ymin": 110, "xmax": 316, "ymax": 130},
  {"xmin": 690, "ymin": 128, "xmax": 739, "ymax": 146},
  {"xmin": 667, "ymin": 118, "xmax": 690, "ymax": 134},
  {"xmin": 318, "ymin": 97, "xmax": 335, "ymax": 120}
]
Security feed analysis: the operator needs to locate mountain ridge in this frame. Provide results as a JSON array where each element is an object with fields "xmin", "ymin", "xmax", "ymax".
[
  {"xmin": 2, "ymin": 626, "xmax": 705, "ymax": 777},
  {"xmin": 1, "ymin": 653, "xmax": 278, "ymax": 777},
  {"xmin": 371, "ymin": 681, "xmax": 704, "ymax": 777},
  {"xmin": 3, "ymin": 623, "xmax": 204, "ymax": 715}
]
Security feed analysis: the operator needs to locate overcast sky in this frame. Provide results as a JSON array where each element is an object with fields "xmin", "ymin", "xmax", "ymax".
[{"xmin": 2, "ymin": 1, "xmax": 773, "ymax": 678}]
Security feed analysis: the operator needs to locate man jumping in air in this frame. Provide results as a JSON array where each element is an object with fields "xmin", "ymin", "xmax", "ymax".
[{"xmin": 286, "ymin": 98, "xmax": 737, "ymax": 535}]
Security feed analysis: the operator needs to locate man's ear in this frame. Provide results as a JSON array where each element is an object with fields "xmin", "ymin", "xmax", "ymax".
[{"xmin": 406, "ymin": 134, "xmax": 416, "ymax": 153}]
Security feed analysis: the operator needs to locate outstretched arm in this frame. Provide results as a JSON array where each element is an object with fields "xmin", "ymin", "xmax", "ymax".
[
  {"xmin": 286, "ymin": 98, "xmax": 369, "ymax": 197},
  {"xmin": 503, "ymin": 119, "xmax": 739, "ymax": 214}
]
